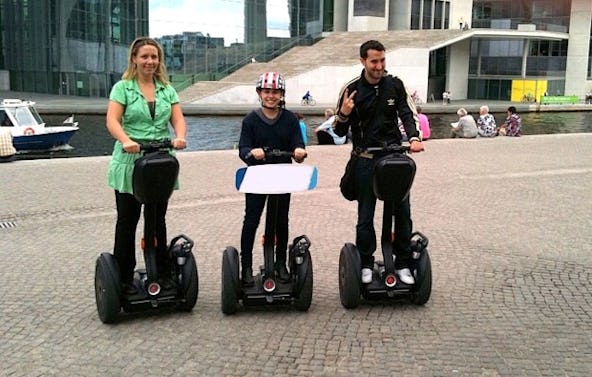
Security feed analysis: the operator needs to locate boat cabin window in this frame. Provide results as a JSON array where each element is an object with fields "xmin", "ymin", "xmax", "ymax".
[
  {"xmin": 0, "ymin": 110, "xmax": 13, "ymax": 127},
  {"xmin": 13, "ymin": 106, "xmax": 42, "ymax": 127}
]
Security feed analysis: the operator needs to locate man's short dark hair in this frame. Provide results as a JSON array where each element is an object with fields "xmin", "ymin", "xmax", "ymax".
[{"xmin": 360, "ymin": 40, "xmax": 386, "ymax": 58}]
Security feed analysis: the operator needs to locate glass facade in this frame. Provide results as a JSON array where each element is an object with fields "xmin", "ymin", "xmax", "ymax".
[
  {"xmin": 468, "ymin": 0, "xmax": 573, "ymax": 100},
  {"xmin": 411, "ymin": 0, "xmax": 450, "ymax": 30},
  {"xmin": 0, "ymin": 0, "xmax": 148, "ymax": 97},
  {"xmin": 472, "ymin": 0, "xmax": 571, "ymax": 32}
]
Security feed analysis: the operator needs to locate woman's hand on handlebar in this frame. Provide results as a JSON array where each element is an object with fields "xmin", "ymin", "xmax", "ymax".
[
  {"xmin": 172, "ymin": 137, "xmax": 187, "ymax": 150},
  {"xmin": 122, "ymin": 140, "xmax": 140, "ymax": 153},
  {"xmin": 293, "ymin": 147, "xmax": 307, "ymax": 163}
]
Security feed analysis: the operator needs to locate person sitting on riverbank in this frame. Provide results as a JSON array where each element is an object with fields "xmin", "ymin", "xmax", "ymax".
[
  {"xmin": 315, "ymin": 109, "xmax": 346, "ymax": 145},
  {"xmin": 451, "ymin": 107, "xmax": 478, "ymax": 138},
  {"xmin": 499, "ymin": 106, "xmax": 522, "ymax": 137},
  {"xmin": 0, "ymin": 130, "xmax": 16, "ymax": 162},
  {"xmin": 476, "ymin": 105, "xmax": 497, "ymax": 137},
  {"xmin": 295, "ymin": 112, "xmax": 308, "ymax": 145},
  {"xmin": 416, "ymin": 106, "xmax": 431, "ymax": 140}
]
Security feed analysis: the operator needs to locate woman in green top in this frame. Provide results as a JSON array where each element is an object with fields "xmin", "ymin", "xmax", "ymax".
[{"xmin": 106, "ymin": 37, "xmax": 187, "ymax": 295}]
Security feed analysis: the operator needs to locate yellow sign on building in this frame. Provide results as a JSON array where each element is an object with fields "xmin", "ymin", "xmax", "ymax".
[{"xmin": 511, "ymin": 80, "xmax": 548, "ymax": 102}]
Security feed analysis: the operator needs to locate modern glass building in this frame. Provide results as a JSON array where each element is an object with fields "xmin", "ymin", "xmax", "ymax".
[
  {"xmin": 324, "ymin": 0, "xmax": 591, "ymax": 102},
  {"xmin": 0, "ymin": 0, "xmax": 148, "ymax": 97},
  {"xmin": 1, "ymin": 0, "xmax": 591, "ymax": 101}
]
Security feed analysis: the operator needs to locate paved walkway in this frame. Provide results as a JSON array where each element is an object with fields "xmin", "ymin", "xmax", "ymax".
[{"xmin": 1, "ymin": 134, "xmax": 591, "ymax": 376}]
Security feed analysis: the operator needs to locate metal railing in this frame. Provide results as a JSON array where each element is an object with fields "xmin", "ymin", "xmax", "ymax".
[{"xmin": 170, "ymin": 34, "xmax": 321, "ymax": 92}]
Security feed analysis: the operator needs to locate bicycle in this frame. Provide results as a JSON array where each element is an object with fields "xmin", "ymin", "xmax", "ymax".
[
  {"xmin": 301, "ymin": 97, "xmax": 316, "ymax": 106},
  {"xmin": 521, "ymin": 93, "xmax": 535, "ymax": 102}
]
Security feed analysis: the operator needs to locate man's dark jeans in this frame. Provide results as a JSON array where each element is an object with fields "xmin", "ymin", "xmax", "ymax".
[{"xmin": 354, "ymin": 157, "xmax": 413, "ymax": 269}]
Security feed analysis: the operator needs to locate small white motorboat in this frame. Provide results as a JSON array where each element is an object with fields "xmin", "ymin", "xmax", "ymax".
[{"xmin": 0, "ymin": 98, "xmax": 79, "ymax": 151}]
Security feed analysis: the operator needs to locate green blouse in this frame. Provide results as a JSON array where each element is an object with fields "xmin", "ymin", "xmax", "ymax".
[{"xmin": 107, "ymin": 79, "xmax": 180, "ymax": 194}]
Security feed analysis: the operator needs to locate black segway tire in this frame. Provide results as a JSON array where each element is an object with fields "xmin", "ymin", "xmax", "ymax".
[
  {"xmin": 221, "ymin": 247, "xmax": 240, "ymax": 314},
  {"xmin": 177, "ymin": 252, "xmax": 199, "ymax": 311},
  {"xmin": 412, "ymin": 249, "xmax": 432, "ymax": 305},
  {"xmin": 95, "ymin": 253, "xmax": 122, "ymax": 324},
  {"xmin": 293, "ymin": 250, "xmax": 313, "ymax": 311},
  {"xmin": 339, "ymin": 243, "xmax": 361, "ymax": 309}
]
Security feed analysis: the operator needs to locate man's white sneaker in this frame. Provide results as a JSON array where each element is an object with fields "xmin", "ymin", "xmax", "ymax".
[
  {"xmin": 395, "ymin": 268, "xmax": 415, "ymax": 285},
  {"xmin": 361, "ymin": 268, "xmax": 373, "ymax": 284}
]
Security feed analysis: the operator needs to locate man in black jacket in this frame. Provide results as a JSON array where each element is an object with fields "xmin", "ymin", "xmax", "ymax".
[{"xmin": 334, "ymin": 40, "xmax": 424, "ymax": 285}]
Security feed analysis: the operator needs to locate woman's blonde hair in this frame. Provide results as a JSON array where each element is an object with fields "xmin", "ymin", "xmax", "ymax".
[
  {"xmin": 122, "ymin": 37, "xmax": 169, "ymax": 84},
  {"xmin": 457, "ymin": 107, "xmax": 468, "ymax": 116}
]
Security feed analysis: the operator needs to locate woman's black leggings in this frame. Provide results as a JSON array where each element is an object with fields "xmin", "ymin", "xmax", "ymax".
[{"xmin": 113, "ymin": 191, "xmax": 169, "ymax": 283}]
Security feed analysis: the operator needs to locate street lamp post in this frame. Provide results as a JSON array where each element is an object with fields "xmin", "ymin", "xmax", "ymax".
[{"xmin": 205, "ymin": 34, "xmax": 209, "ymax": 78}]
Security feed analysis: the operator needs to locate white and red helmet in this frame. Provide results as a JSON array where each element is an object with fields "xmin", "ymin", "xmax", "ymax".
[{"xmin": 256, "ymin": 72, "xmax": 286, "ymax": 92}]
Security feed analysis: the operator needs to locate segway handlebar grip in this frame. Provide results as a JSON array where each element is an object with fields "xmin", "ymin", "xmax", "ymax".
[
  {"xmin": 245, "ymin": 148, "xmax": 306, "ymax": 161},
  {"xmin": 363, "ymin": 144, "xmax": 410, "ymax": 154},
  {"xmin": 139, "ymin": 139, "xmax": 173, "ymax": 152}
]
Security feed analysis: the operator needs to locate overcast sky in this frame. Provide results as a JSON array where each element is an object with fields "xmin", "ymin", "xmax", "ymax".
[{"xmin": 149, "ymin": 0, "xmax": 290, "ymax": 45}]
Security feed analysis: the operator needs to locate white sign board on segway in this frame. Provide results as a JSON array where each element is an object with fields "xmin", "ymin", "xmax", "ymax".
[{"xmin": 235, "ymin": 163, "xmax": 318, "ymax": 194}]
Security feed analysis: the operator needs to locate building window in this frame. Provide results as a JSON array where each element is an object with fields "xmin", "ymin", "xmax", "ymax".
[
  {"xmin": 353, "ymin": 0, "xmax": 385, "ymax": 18},
  {"xmin": 472, "ymin": 0, "xmax": 570, "ymax": 31}
]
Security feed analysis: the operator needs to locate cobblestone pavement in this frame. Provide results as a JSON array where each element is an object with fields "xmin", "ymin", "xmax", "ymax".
[{"xmin": 1, "ymin": 134, "xmax": 591, "ymax": 376}]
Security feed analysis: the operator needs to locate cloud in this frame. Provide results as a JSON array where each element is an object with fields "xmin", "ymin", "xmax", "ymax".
[{"xmin": 149, "ymin": 0, "xmax": 290, "ymax": 45}]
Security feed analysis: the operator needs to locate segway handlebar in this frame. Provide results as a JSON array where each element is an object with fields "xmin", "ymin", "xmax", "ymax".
[
  {"xmin": 138, "ymin": 140, "xmax": 173, "ymax": 153},
  {"xmin": 361, "ymin": 144, "xmax": 410, "ymax": 154},
  {"xmin": 245, "ymin": 147, "xmax": 307, "ymax": 161}
]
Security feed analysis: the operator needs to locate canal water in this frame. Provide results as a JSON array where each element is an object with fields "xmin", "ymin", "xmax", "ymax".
[{"xmin": 23, "ymin": 111, "xmax": 592, "ymax": 159}]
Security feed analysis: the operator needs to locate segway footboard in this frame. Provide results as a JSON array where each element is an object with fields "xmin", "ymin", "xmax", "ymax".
[{"xmin": 120, "ymin": 235, "xmax": 199, "ymax": 313}]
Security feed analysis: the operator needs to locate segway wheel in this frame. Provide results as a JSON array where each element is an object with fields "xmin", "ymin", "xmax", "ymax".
[
  {"xmin": 412, "ymin": 249, "xmax": 432, "ymax": 305},
  {"xmin": 338, "ymin": 243, "xmax": 361, "ymax": 309},
  {"xmin": 293, "ymin": 250, "xmax": 313, "ymax": 311},
  {"xmin": 177, "ymin": 252, "xmax": 199, "ymax": 311},
  {"xmin": 94, "ymin": 253, "xmax": 122, "ymax": 324},
  {"xmin": 221, "ymin": 247, "xmax": 240, "ymax": 314}
]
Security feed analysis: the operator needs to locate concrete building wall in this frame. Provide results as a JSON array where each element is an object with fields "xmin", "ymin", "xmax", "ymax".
[
  {"xmin": 564, "ymin": 0, "xmax": 592, "ymax": 97},
  {"xmin": 447, "ymin": 39, "xmax": 470, "ymax": 100}
]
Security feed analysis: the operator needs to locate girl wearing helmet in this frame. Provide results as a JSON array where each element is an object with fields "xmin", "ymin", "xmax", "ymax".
[{"xmin": 237, "ymin": 72, "xmax": 307, "ymax": 286}]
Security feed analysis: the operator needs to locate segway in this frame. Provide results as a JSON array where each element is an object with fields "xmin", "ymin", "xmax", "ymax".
[
  {"xmin": 339, "ymin": 144, "xmax": 432, "ymax": 309},
  {"xmin": 221, "ymin": 149, "xmax": 317, "ymax": 314},
  {"xmin": 95, "ymin": 140, "xmax": 198, "ymax": 324}
]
